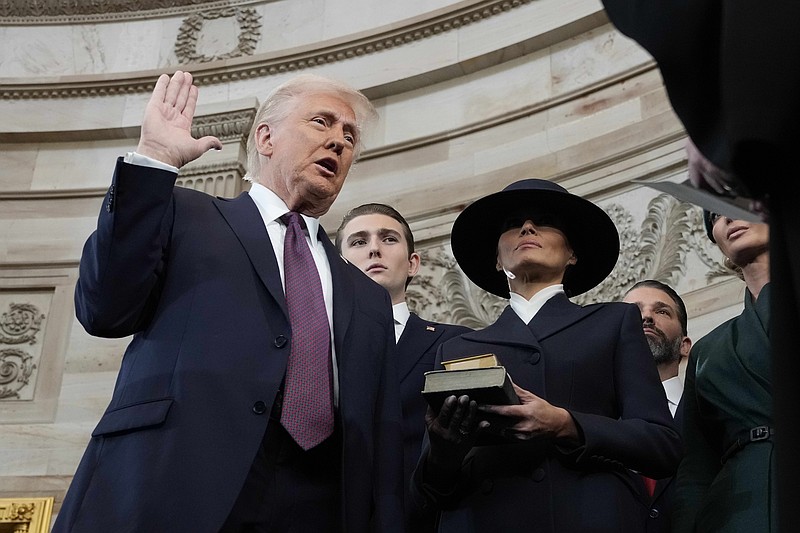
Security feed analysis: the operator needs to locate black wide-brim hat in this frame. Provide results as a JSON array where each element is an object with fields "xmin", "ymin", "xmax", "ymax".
[{"xmin": 451, "ymin": 179, "xmax": 620, "ymax": 298}]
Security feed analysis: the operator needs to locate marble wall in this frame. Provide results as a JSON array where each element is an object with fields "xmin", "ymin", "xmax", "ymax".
[{"xmin": 0, "ymin": 0, "xmax": 746, "ymax": 523}]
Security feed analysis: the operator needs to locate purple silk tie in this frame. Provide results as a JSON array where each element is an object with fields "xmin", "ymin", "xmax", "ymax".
[{"xmin": 279, "ymin": 212, "xmax": 334, "ymax": 450}]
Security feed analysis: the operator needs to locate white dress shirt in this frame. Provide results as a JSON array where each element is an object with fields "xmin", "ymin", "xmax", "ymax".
[
  {"xmin": 392, "ymin": 302, "xmax": 410, "ymax": 343},
  {"xmin": 661, "ymin": 375, "xmax": 683, "ymax": 417},
  {"xmin": 508, "ymin": 284, "xmax": 565, "ymax": 324}
]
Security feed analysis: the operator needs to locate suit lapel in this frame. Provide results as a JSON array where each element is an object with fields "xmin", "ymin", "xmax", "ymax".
[
  {"xmin": 455, "ymin": 295, "xmax": 603, "ymax": 359},
  {"xmin": 459, "ymin": 306, "xmax": 540, "ymax": 349},
  {"xmin": 527, "ymin": 293, "xmax": 603, "ymax": 341},
  {"xmin": 213, "ymin": 193, "xmax": 288, "ymax": 318},
  {"xmin": 653, "ymin": 477, "xmax": 670, "ymax": 500},
  {"xmin": 397, "ymin": 313, "xmax": 444, "ymax": 381},
  {"xmin": 319, "ymin": 228, "xmax": 354, "ymax": 362}
]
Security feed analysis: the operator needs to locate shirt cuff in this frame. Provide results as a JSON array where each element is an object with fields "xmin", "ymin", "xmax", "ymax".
[{"xmin": 124, "ymin": 151, "xmax": 179, "ymax": 174}]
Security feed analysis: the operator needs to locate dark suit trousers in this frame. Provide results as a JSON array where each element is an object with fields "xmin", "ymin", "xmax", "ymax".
[{"xmin": 220, "ymin": 405, "xmax": 343, "ymax": 533}]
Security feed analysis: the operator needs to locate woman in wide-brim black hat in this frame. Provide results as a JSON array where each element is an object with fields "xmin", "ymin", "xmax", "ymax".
[
  {"xmin": 450, "ymin": 178, "xmax": 620, "ymax": 298},
  {"xmin": 412, "ymin": 179, "xmax": 682, "ymax": 533}
]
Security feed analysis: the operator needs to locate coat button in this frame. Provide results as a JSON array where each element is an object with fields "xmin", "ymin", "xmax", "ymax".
[
  {"xmin": 523, "ymin": 351, "xmax": 541, "ymax": 365},
  {"xmin": 649, "ymin": 508, "xmax": 660, "ymax": 519},
  {"xmin": 531, "ymin": 467, "xmax": 545, "ymax": 482},
  {"xmin": 252, "ymin": 401, "xmax": 267, "ymax": 414},
  {"xmin": 480, "ymin": 479, "xmax": 493, "ymax": 494},
  {"xmin": 106, "ymin": 185, "xmax": 115, "ymax": 212},
  {"xmin": 274, "ymin": 335, "xmax": 287, "ymax": 348}
]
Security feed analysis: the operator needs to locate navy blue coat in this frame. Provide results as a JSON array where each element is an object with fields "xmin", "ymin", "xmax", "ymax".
[
  {"xmin": 397, "ymin": 313, "xmax": 471, "ymax": 532},
  {"xmin": 639, "ymin": 397, "xmax": 683, "ymax": 533},
  {"xmin": 53, "ymin": 159, "xmax": 404, "ymax": 533},
  {"xmin": 414, "ymin": 295, "xmax": 681, "ymax": 533}
]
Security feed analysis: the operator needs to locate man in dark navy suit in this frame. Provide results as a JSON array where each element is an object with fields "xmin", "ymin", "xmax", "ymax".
[
  {"xmin": 53, "ymin": 71, "xmax": 403, "ymax": 533},
  {"xmin": 624, "ymin": 279, "xmax": 692, "ymax": 533},
  {"xmin": 337, "ymin": 203, "xmax": 472, "ymax": 532}
]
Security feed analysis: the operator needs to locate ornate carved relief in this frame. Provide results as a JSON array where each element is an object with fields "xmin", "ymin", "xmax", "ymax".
[
  {"xmin": 177, "ymin": 161, "xmax": 248, "ymax": 198},
  {"xmin": 0, "ymin": 0, "xmax": 534, "ymax": 100},
  {"xmin": 175, "ymin": 7, "xmax": 262, "ymax": 64},
  {"xmin": 0, "ymin": 302, "xmax": 45, "ymax": 401},
  {"xmin": 0, "ymin": 497, "xmax": 54, "ymax": 533},
  {"xmin": 0, "ymin": 303, "xmax": 45, "ymax": 345},
  {"xmin": 408, "ymin": 250, "xmax": 507, "ymax": 330},
  {"xmin": 0, "ymin": 0, "xmax": 254, "ymax": 23},
  {"xmin": 192, "ymin": 108, "xmax": 256, "ymax": 143},
  {"xmin": 0, "ymin": 348, "xmax": 35, "ymax": 399},
  {"xmin": 173, "ymin": 108, "xmax": 254, "ymax": 197},
  {"xmin": 408, "ymin": 194, "xmax": 736, "ymax": 328}
]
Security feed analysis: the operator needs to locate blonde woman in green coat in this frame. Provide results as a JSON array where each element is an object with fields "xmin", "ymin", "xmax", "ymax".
[{"xmin": 673, "ymin": 212, "xmax": 774, "ymax": 532}]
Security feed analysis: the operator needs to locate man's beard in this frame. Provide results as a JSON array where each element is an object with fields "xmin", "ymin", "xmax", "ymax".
[{"xmin": 646, "ymin": 335, "xmax": 683, "ymax": 366}]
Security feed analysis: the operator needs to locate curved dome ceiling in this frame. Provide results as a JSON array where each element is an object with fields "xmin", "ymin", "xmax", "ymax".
[{"xmin": 0, "ymin": 0, "xmax": 247, "ymax": 23}]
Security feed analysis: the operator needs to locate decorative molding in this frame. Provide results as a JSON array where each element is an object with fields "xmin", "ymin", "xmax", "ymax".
[
  {"xmin": 0, "ymin": 0, "xmax": 262, "ymax": 24},
  {"xmin": 0, "ymin": 0, "xmax": 535, "ymax": 100},
  {"xmin": 175, "ymin": 7, "xmax": 262, "ymax": 64},
  {"xmin": 191, "ymin": 108, "xmax": 256, "ymax": 143},
  {"xmin": 178, "ymin": 160, "xmax": 249, "ymax": 198},
  {"xmin": 0, "ymin": 497, "xmax": 54, "ymax": 533}
]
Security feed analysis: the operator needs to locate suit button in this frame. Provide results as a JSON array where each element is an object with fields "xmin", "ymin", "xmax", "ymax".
[
  {"xmin": 480, "ymin": 479, "xmax": 493, "ymax": 494},
  {"xmin": 531, "ymin": 467, "xmax": 545, "ymax": 482},
  {"xmin": 649, "ymin": 508, "xmax": 660, "ymax": 519},
  {"xmin": 274, "ymin": 335, "xmax": 287, "ymax": 348},
  {"xmin": 252, "ymin": 401, "xmax": 267, "ymax": 414},
  {"xmin": 523, "ymin": 351, "xmax": 541, "ymax": 365},
  {"xmin": 106, "ymin": 186, "xmax": 114, "ymax": 212}
]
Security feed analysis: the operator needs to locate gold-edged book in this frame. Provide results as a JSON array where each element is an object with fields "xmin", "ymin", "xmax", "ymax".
[
  {"xmin": 422, "ymin": 364, "xmax": 519, "ymax": 413},
  {"xmin": 441, "ymin": 353, "xmax": 501, "ymax": 371}
]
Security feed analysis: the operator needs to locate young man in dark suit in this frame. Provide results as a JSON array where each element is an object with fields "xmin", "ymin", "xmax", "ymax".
[
  {"xmin": 336, "ymin": 203, "xmax": 472, "ymax": 532},
  {"xmin": 53, "ymin": 71, "xmax": 403, "ymax": 533}
]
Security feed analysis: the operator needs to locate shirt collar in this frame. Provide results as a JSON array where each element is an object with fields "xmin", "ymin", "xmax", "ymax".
[
  {"xmin": 248, "ymin": 182, "xmax": 322, "ymax": 247},
  {"xmin": 508, "ymin": 284, "xmax": 564, "ymax": 324},
  {"xmin": 661, "ymin": 375, "xmax": 683, "ymax": 412},
  {"xmin": 392, "ymin": 302, "xmax": 410, "ymax": 327}
]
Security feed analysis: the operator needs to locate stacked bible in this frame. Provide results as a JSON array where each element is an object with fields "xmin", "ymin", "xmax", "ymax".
[{"xmin": 422, "ymin": 353, "xmax": 519, "ymax": 410}]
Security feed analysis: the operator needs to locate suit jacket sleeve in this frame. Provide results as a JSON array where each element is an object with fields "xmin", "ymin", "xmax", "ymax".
[{"xmin": 75, "ymin": 158, "xmax": 177, "ymax": 338}]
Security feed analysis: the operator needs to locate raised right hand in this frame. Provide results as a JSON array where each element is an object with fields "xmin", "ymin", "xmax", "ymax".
[{"xmin": 136, "ymin": 70, "xmax": 223, "ymax": 168}]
